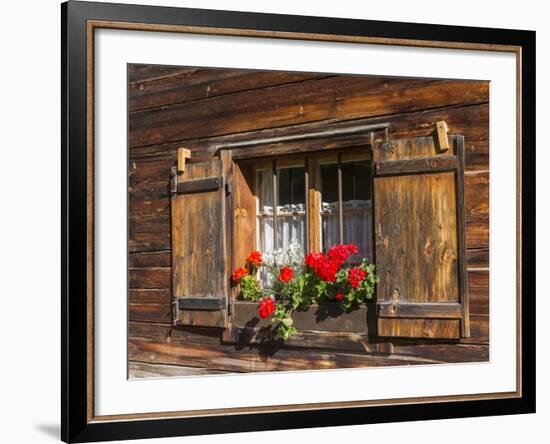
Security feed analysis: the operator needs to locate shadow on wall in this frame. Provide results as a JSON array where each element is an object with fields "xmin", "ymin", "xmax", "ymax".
[{"xmin": 34, "ymin": 423, "xmax": 59, "ymax": 440}]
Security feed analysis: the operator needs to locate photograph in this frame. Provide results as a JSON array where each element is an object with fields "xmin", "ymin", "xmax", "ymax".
[{"xmin": 127, "ymin": 65, "xmax": 489, "ymax": 378}]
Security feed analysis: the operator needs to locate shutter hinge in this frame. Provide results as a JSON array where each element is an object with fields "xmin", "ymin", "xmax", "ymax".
[
  {"xmin": 370, "ymin": 127, "xmax": 392, "ymax": 152},
  {"xmin": 172, "ymin": 300, "xmax": 180, "ymax": 326},
  {"xmin": 227, "ymin": 301, "xmax": 233, "ymax": 317},
  {"xmin": 170, "ymin": 166, "xmax": 178, "ymax": 195},
  {"xmin": 225, "ymin": 182, "xmax": 232, "ymax": 196}
]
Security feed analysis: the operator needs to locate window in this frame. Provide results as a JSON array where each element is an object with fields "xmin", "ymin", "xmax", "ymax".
[
  {"xmin": 250, "ymin": 152, "xmax": 373, "ymax": 286},
  {"xmin": 171, "ymin": 128, "xmax": 471, "ymax": 341}
]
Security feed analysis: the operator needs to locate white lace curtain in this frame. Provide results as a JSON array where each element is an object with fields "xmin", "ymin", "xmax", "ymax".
[
  {"xmin": 321, "ymin": 201, "xmax": 373, "ymax": 261},
  {"xmin": 256, "ymin": 169, "xmax": 373, "ymax": 262},
  {"xmin": 256, "ymin": 169, "xmax": 306, "ymax": 255}
]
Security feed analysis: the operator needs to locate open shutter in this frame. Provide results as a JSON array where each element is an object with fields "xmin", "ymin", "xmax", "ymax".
[
  {"xmin": 171, "ymin": 158, "xmax": 230, "ymax": 328},
  {"xmin": 373, "ymin": 134, "xmax": 469, "ymax": 339}
]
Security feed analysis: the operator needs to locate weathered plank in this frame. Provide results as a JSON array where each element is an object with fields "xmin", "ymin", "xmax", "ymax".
[
  {"xmin": 467, "ymin": 248, "xmax": 489, "ymax": 269},
  {"xmin": 467, "ymin": 314, "xmax": 489, "ymax": 343},
  {"xmin": 468, "ymin": 270, "xmax": 489, "ymax": 316},
  {"xmin": 129, "ymin": 103, "xmax": 488, "ymax": 170},
  {"xmin": 129, "ymin": 78, "xmax": 488, "ymax": 148},
  {"xmin": 388, "ymin": 342, "xmax": 488, "ymax": 363},
  {"xmin": 374, "ymin": 155, "xmax": 458, "ymax": 176},
  {"xmin": 378, "ymin": 319, "xmax": 460, "ymax": 339},
  {"xmin": 129, "ymin": 361, "xmax": 227, "ymax": 378},
  {"xmin": 129, "ymin": 251, "xmax": 171, "ymax": 268},
  {"xmin": 129, "ymin": 213, "xmax": 170, "ymax": 234},
  {"xmin": 129, "ymin": 158, "xmax": 174, "ymax": 184},
  {"xmin": 129, "ymin": 231, "xmax": 171, "ymax": 253},
  {"xmin": 128, "ymin": 64, "xmax": 197, "ymax": 83},
  {"xmin": 129, "ymin": 198, "xmax": 170, "ymax": 218},
  {"xmin": 377, "ymin": 302, "xmax": 462, "ymax": 319},
  {"xmin": 465, "ymin": 219, "xmax": 489, "ymax": 249},
  {"xmin": 128, "ymin": 338, "xmax": 436, "ymax": 373},
  {"xmin": 129, "ymin": 321, "xmax": 221, "ymax": 344},
  {"xmin": 129, "ymin": 67, "xmax": 325, "ymax": 112},
  {"xmin": 465, "ymin": 172, "xmax": 489, "ymax": 220},
  {"xmin": 129, "ymin": 289, "xmax": 171, "ymax": 304},
  {"xmin": 129, "ymin": 303, "xmax": 172, "ymax": 324},
  {"xmin": 129, "ymin": 179, "xmax": 169, "ymax": 201},
  {"xmin": 128, "ymin": 267, "xmax": 171, "ymax": 289}
]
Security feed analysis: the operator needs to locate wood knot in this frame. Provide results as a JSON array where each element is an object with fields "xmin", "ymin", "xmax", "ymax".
[
  {"xmin": 424, "ymin": 241, "xmax": 434, "ymax": 256},
  {"xmin": 441, "ymin": 248, "xmax": 457, "ymax": 263},
  {"xmin": 391, "ymin": 288, "xmax": 400, "ymax": 303}
]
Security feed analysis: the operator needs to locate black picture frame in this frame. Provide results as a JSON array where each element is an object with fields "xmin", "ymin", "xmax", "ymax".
[{"xmin": 62, "ymin": 1, "xmax": 536, "ymax": 442}]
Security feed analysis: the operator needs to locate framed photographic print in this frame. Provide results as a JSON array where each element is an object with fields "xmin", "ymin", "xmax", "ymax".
[{"xmin": 62, "ymin": 1, "xmax": 536, "ymax": 442}]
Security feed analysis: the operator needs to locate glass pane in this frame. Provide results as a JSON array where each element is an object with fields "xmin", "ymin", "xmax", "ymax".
[
  {"xmin": 321, "ymin": 160, "xmax": 373, "ymax": 261},
  {"xmin": 256, "ymin": 166, "xmax": 306, "ymax": 286},
  {"xmin": 277, "ymin": 166, "xmax": 305, "ymax": 206}
]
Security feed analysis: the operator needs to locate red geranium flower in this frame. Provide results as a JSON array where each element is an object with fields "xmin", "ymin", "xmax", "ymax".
[
  {"xmin": 305, "ymin": 252, "xmax": 324, "ymax": 268},
  {"xmin": 327, "ymin": 244, "xmax": 351, "ymax": 266},
  {"xmin": 246, "ymin": 251, "xmax": 263, "ymax": 267},
  {"xmin": 232, "ymin": 267, "xmax": 248, "ymax": 283},
  {"xmin": 315, "ymin": 256, "xmax": 339, "ymax": 282},
  {"xmin": 348, "ymin": 267, "xmax": 367, "ymax": 288},
  {"xmin": 278, "ymin": 266, "xmax": 294, "ymax": 283},
  {"xmin": 346, "ymin": 243, "xmax": 359, "ymax": 255},
  {"xmin": 257, "ymin": 297, "xmax": 275, "ymax": 319},
  {"xmin": 335, "ymin": 293, "xmax": 344, "ymax": 301}
]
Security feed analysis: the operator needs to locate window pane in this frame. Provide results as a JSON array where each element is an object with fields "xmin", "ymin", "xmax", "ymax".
[
  {"xmin": 321, "ymin": 160, "xmax": 373, "ymax": 261},
  {"xmin": 257, "ymin": 166, "xmax": 306, "ymax": 286},
  {"xmin": 277, "ymin": 167, "xmax": 305, "ymax": 206}
]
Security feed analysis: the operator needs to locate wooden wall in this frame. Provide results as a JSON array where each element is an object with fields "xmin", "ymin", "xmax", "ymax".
[{"xmin": 128, "ymin": 65, "xmax": 489, "ymax": 377}]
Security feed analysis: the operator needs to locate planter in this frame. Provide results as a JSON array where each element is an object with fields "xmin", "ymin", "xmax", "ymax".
[{"xmin": 232, "ymin": 300, "xmax": 369, "ymax": 333}]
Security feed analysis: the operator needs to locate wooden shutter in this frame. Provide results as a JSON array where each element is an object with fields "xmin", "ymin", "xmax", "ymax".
[
  {"xmin": 171, "ymin": 158, "xmax": 230, "ymax": 328},
  {"xmin": 373, "ymin": 135, "xmax": 469, "ymax": 339}
]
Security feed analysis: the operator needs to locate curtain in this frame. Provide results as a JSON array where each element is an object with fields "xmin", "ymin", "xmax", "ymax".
[
  {"xmin": 256, "ymin": 169, "xmax": 306, "ymax": 286},
  {"xmin": 322, "ymin": 200, "xmax": 373, "ymax": 262}
]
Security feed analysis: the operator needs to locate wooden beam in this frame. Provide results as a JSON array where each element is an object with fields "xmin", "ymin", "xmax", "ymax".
[{"xmin": 374, "ymin": 155, "xmax": 457, "ymax": 176}]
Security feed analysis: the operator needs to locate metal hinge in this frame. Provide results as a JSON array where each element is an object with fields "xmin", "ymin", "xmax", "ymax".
[
  {"xmin": 227, "ymin": 301, "xmax": 233, "ymax": 317},
  {"xmin": 172, "ymin": 300, "xmax": 180, "ymax": 326},
  {"xmin": 170, "ymin": 166, "xmax": 178, "ymax": 195},
  {"xmin": 370, "ymin": 126, "xmax": 392, "ymax": 152},
  {"xmin": 225, "ymin": 182, "xmax": 232, "ymax": 196}
]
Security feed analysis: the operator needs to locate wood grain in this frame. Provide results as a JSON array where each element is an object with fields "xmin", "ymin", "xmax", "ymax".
[
  {"xmin": 129, "ymin": 361, "xmax": 226, "ymax": 378},
  {"xmin": 128, "ymin": 338, "xmax": 436, "ymax": 373},
  {"xmin": 375, "ymin": 171, "xmax": 459, "ymax": 304},
  {"xmin": 172, "ymin": 159, "xmax": 228, "ymax": 328},
  {"xmin": 129, "ymin": 78, "xmax": 488, "ymax": 148},
  {"xmin": 127, "ymin": 67, "xmax": 491, "ymax": 374},
  {"xmin": 129, "ymin": 67, "xmax": 325, "ymax": 112}
]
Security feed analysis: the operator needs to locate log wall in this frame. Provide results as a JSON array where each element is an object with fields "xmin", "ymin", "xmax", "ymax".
[{"xmin": 128, "ymin": 65, "xmax": 489, "ymax": 377}]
